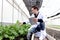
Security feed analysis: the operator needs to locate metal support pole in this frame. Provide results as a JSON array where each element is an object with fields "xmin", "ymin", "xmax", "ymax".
[
  {"xmin": 18, "ymin": 5, "xmax": 19, "ymax": 21},
  {"xmin": 12, "ymin": 0, "xmax": 14, "ymax": 24},
  {"xmin": 1, "ymin": 0, "xmax": 3, "ymax": 26}
]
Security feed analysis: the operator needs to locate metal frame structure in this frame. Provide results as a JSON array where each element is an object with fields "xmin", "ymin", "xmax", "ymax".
[{"xmin": 0, "ymin": 0, "xmax": 29, "ymax": 25}]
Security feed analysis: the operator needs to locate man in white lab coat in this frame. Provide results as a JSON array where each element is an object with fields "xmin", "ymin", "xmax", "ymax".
[{"xmin": 27, "ymin": 6, "xmax": 46, "ymax": 40}]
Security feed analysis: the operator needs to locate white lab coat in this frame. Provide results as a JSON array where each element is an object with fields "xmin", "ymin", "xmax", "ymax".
[
  {"xmin": 28, "ymin": 12, "xmax": 47, "ymax": 40},
  {"xmin": 28, "ymin": 12, "xmax": 44, "ymax": 30}
]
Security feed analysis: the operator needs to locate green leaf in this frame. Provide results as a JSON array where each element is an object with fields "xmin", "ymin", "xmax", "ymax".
[
  {"xmin": 0, "ymin": 36, "xmax": 3, "ymax": 40},
  {"xmin": 4, "ymin": 34, "xmax": 9, "ymax": 38},
  {"xmin": 9, "ymin": 36, "xmax": 15, "ymax": 40}
]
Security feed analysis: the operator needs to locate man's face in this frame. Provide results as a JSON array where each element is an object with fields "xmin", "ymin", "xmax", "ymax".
[{"xmin": 31, "ymin": 8, "xmax": 37, "ymax": 14}]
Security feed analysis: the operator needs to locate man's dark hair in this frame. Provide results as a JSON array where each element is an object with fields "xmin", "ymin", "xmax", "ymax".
[{"xmin": 31, "ymin": 6, "xmax": 39, "ymax": 10}]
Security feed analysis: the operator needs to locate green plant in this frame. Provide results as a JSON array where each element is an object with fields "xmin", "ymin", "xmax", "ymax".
[
  {"xmin": 19, "ymin": 24, "xmax": 30, "ymax": 36},
  {"xmin": 0, "ymin": 25, "xmax": 4, "ymax": 40},
  {"xmin": 0, "ymin": 21, "xmax": 30, "ymax": 40}
]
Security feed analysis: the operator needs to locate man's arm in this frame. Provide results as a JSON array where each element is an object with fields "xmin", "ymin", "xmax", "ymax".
[
  {"xmin": 38, "ymin": 19, "xmax": 43, "ymax": 23},
  {"xmin": 33, "ymin": 18, "xmax": 43, "ymax": 23}
]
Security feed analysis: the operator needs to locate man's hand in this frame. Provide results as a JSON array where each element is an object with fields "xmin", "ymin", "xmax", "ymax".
[{"xmin": 33, "ymin": 18, "xmax": 38, "ymax": 23}]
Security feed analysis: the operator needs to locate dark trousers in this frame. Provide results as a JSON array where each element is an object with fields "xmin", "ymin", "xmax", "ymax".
[{"xmin": 27, "ymin": 22, "xmax": 45, "ymax": 40}]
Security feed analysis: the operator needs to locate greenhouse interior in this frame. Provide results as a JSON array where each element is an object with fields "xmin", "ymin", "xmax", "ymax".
[{"xmin": 0, "ymin": 0, "xmax": 60, "ymax": 40}]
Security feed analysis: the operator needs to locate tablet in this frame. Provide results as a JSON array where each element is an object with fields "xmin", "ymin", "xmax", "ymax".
[{"xmin": 29, "ymin": 17, "xmax": 36, "ymax": 25}]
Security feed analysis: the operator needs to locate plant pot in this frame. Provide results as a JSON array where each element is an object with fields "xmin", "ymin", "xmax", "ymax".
[{"xmin": 2, "ymin": 38, "xmax": 10, "ymax": 40}]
